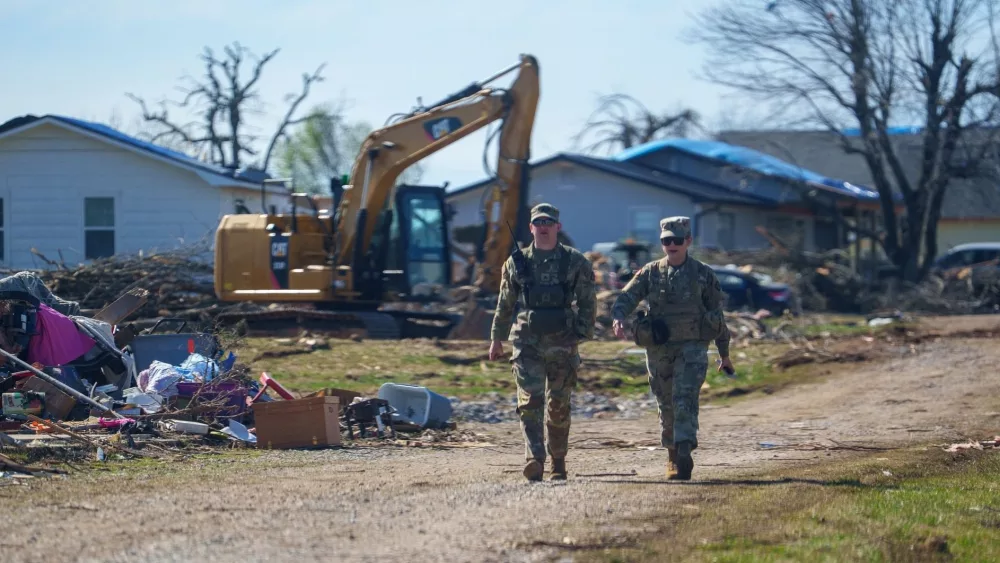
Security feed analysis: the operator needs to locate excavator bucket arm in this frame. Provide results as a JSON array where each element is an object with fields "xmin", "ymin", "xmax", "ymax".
[
  {"xmin": 474, "ymin": 58, "xmax": 539, "ymax": 294},
  {"xmin": 333, "ymin": 55, "xmax": 540, "ymax": 285}
]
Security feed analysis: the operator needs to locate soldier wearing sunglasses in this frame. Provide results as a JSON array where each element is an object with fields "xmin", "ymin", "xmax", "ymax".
[
  {"xmin": 609, "ymin": 216, "xmax": 734, "ymax": 480},
  {"xmin": 489, "ymin": 203, "xmax": 597, "ymax": 482}
]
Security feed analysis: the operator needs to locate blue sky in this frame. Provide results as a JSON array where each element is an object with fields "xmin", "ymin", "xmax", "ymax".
[{"xmin": 1, "ymin": 0, "xmax": 745, "ymax": 188}]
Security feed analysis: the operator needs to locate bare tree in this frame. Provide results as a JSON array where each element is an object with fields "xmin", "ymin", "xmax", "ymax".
[
  {"xmin": 274, "ymin": 103, "xmax": 425, "ymax": 194},
  {"xmin": 127, "ymin": 42, "xmax": 325, "ymax": 171},
  {"xmin": 688, "ymin": 0, "xmax": 1000, "ymax": 282},
  {"xmin": 571, "ymin": 93, "xmax": 703, "ymax": 155}
]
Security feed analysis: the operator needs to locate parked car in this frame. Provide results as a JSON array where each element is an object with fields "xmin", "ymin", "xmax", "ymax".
[
  {"xmin": 931, "ymin": 242, "xmax": 1000, "ymax": 273},
  {"xmin": 709, "ymin": 265, "xmax": 793, "ymax": 315}
]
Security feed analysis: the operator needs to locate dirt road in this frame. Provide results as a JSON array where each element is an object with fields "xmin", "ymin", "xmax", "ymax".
[{"xmin": 2, "ymin": 315, "xmax": 999, "ymax": 563}]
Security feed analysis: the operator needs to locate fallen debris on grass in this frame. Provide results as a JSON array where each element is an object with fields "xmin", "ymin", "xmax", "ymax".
[
  {"xmin": 758, "ymin": 439, "xmax": 897, "ymax": 452},
  {"xmin": 942, "ymin": 436, "xmax": 1000, "ymax": 453},
  {"xmin": 0, "ymin": 272, "xmax": 472, "ymax": 478},
  {"xmin": 771, "ymin": 346, "xmax": 870, "ymax": 370}
]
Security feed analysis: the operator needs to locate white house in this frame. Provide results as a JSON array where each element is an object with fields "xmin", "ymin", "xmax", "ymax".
[
  {"xmin": 0, "ymin": 114, "xmax": 290, "ymax": 269},
  {"xmin": 445, "ymin": 141, "xmax": 885, "ymax": 255}
]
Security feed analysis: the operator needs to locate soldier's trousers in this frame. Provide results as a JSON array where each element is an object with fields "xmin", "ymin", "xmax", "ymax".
[
  {"xmin": 511, "ymin": 343, "xmax": 580, "ymax": 461},
  {"xmin": 645, "ymin": 341, "xmax": 709, "ymax": 450}
]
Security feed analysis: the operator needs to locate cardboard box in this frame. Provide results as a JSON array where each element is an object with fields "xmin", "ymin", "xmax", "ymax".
[
  {"xmin": 304, "ymin": 387, "xmax": 362, "ymax": 413},
  {"xmin": 252, "ymin": 396, "xmax": 340, "ymax": 449},
  {"xmin": 20, "ymin": 376, "xmax": 77, "ymax": 420}
]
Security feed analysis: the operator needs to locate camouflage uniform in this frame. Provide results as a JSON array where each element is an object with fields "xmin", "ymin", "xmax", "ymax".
[
  {"xmin": 491, "ymin": 204, "xmax": 597, "ymax": 474},
  {"xmin": 611, "ymin": 217, "xmax": 730, "ymax": 478}
]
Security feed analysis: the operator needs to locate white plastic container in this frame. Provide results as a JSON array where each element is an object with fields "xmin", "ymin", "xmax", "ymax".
[
  {"xmin": 168, "ymin": 419, "xmax": 209, "ymax": 435},
  {"xmin": 377, "ymin": 383, "xmax": 453, "ymax": 429}
]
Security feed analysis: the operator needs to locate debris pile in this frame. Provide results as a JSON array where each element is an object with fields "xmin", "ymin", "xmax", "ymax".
[
  {"xmin": 879, "ymin": 267, "xmax": 1000, "ymax": 315},
  {"xmin": 0, "ymin": 271, "xmax": 466, "ymax": 480},
  {"xmin": 942, "ymin": 436, "xmax": 1000, "ymax": 453},
  {"xmin": 22, "ymin": 244, "xmax": 226, "ymax": 321}
]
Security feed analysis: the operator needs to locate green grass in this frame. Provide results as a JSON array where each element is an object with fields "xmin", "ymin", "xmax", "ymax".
[
  {"xmin": 702, "ymin": 359, "xmax": 782, "ymax": 400},
  {"xmin": 235, "ymin": 338, "xmax": 661, "ymax": 399},
  {"xmin": 761, "ymin": 313, "xmax": 916, "ymax": 339},
  {"xmin": 232, "ymin": 335, "xmax": 814, "ymax": 401},
  {"xmin": 589, "ymin": 446, "xmax": 1000, "ymax": 562}
]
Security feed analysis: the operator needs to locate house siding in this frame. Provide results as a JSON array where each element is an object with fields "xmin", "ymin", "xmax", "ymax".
[
  {"xmin": 0, "ymin": 123, "xmax": 283, "ymax": 268},
  {"xmin": 445, "ymin": 161, "xmax": 807, "ymax": 253},
  {"xmin": 448, "ymin": 163, "xmax": 694, "ymax": 252},
  {"xmin": 938, "ymin": 220, "xmax": 1000, "ymax": 251}
]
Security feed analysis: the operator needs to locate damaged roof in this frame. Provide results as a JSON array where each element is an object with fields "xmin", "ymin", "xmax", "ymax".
[
  {"xmin": 0, "ymin": 114, "xmax": 279, "ymax": 189},
  {"xmin": 446, "ymin": 152, "xmax": 774, "ymax": 206},
  {"xmin": 717, "ymin": 129, "xmax": 1000, "ymax": 219}
]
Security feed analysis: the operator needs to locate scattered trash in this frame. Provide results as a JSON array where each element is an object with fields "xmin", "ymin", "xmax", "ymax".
[
  {"xmin": 942, "ymin": 436, "xmax": 1000, "ymax": 453},
  {"xmin": 165, "ymin": 420, "xmax": 210, "ymax": 435},
  {"xmin": 220, "ymin": 419, "xmax": 255, "ymax": 443}
]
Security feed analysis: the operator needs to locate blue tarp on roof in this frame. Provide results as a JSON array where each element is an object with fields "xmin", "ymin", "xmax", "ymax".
[
  {"xmin": 614, "ymin": 138, "xmax": 880, "ymax": 201},
  {"xmin": 841, "ymin": 126, "xmax": 923, "ymax": 137}
]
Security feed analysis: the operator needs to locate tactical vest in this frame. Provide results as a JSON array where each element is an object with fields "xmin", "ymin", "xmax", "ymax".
[
  {"xmin": 633, "ymin": 258, "xmax": 722, "ymax": 347},
  {"xmin": 518, "ymin": 245, "xmax": 574, "ymax": 336}
]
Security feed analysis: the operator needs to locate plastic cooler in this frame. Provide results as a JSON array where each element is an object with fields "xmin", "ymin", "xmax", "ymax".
[{"xmin": 377, "ymin": 383, "xmax": 452, "ymax": 429}]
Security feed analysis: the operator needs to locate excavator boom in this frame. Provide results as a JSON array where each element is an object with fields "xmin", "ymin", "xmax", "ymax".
[{"xmin": 334, "ymin": 55, "xmax": 539, "ymax": 291}]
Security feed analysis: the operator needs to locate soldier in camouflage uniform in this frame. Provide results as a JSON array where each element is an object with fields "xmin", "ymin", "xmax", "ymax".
[
  {"xmin": 489, "ymin": 203, "xmax": 597, "ymax": 482},
  {"xmin": 610, "ymin": 216, "xmax": 734, "ymax": 481}
]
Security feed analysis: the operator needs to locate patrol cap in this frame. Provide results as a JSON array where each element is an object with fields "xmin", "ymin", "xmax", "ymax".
[
  {"xmin": 660, "ymin": 216, "xmax": 692, "ymax": 239},
  {"xmin": 530, "ymin": 203, "xmax": 559, "ymax": 222}
]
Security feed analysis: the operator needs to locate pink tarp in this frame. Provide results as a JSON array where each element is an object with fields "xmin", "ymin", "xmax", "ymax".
[{"xmin": 26, "ymin": 303, "xmax": 95, "ymax": 366}]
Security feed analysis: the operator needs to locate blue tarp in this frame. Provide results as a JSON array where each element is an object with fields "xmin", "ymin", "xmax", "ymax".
[
  {"xmin": 841, "ymin": 126, "xmax": 923, "ymax": 136},
  {"xmin": 614, "ymin": 138, "xmax": 881, "ymax": 201}
]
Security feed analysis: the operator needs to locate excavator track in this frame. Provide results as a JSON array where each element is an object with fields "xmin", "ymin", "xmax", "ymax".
[{"xmin": 213, "ymin": 306, "xmax": 460, "ymax": 340}]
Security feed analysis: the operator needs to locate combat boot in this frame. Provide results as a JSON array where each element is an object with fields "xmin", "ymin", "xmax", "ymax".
[
  {"xmin": 550, "ymin": 458, "xmax": 567, "ymax": 481},
  {"xmin": 675, "ymin": 441, "xmax": 694, "ymax": 481},
  {"xmin": 666, "ymin": 448, "xmax": 680, "ymax": 479},
  {"xmin": 523, "ymin": 458, "xmax": 544, "ymax": 482}
]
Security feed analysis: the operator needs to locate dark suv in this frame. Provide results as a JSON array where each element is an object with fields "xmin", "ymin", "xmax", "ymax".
[{"xmin": 709, "ymin": 265, "xmax": 793, "ymax": 315}]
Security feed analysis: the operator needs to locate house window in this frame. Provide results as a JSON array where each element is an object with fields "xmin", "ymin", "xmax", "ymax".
[
  {"xmin": 84, "ymin": 197, "xmax": 115, "ymax": 259},
  {"xmin": 628, "ymin": 207, "xmax": 661, "ymax": 245},
  {"xmin": 717, "ymin": 212, "xmax": 735, "ymax": 250},
  {"xmin": 558, "ymin": 166, "xmax": 576, "ymax": 190},
  {"xmin": 814, "ymin": 218, "xmax": 838, "ymax": 251},
  {"xmin": 766, "ymin": 215, "xmax": 806, "ymax": 248}
]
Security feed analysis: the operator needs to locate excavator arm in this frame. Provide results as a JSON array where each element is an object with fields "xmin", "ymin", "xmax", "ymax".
[{"xmin": 333, "ymin": 54, "xmax": 540, "ymax": 294}]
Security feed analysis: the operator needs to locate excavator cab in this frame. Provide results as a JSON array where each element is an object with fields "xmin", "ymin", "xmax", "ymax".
[
  {"xmin": 215, "ymin": 183, "xmax": 450, "ymax": 308},
  {"xmin": 369, "ymin": 184, "xmax": 452, "ymax": 301}
]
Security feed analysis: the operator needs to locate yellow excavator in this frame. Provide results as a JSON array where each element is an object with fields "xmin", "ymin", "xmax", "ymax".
[{"xmin": 212, "ymin": 54, "xmax": 540, "ymax": 338}]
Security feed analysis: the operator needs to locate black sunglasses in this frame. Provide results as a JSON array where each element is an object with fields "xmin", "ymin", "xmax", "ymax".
[
  {"xmin": 532, "ymin": 218, "xmax": 555, "ymax": 226},
  {"xmin": 661, "ymin": 236, "xmax": 686, "ymax": 246}
]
